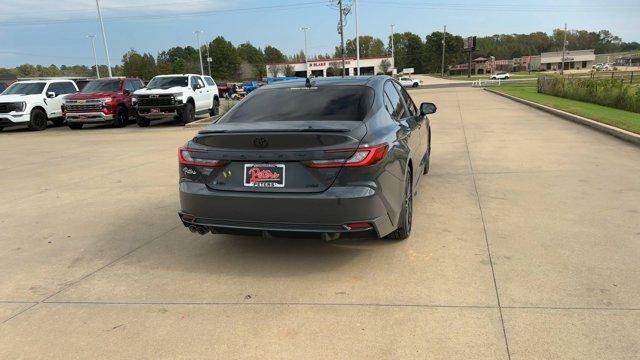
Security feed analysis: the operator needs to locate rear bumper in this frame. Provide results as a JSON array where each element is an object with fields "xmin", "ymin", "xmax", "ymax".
[
  {"xmin": 66, "ymin": 112, "xmax": 114, "ymax": 123},
  {"xmin": 178, "ymin": 181, "xmax": 395, "ymax": 237}
]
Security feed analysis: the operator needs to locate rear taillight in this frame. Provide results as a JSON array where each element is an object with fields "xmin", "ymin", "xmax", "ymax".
[
  {"xmin": 305, "ymin": 143, "xmax": 388, "ymax": 168},
  {"xmin": 178, "ymin": 147, "xmax": 228, "ymax": 168}
]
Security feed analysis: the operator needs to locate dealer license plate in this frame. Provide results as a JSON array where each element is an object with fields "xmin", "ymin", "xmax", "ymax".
[{"xmin": 244, "ymin": 164, "xmax": 285, "ymax": 188}]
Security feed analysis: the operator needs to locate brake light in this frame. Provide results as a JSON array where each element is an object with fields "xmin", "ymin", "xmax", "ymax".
[
  {"xmin": 305, "ymin": 143, "xmax": 388, "ymax": 168},
  {"xmin": 178, "ymin": 147, "xmax": 227, "ymax": 168}
]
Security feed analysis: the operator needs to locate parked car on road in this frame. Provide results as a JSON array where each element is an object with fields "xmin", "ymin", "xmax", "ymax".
[
  {"xmin": 178, "ymin": 76, "xmax": 437, "ymax": 240},
  {"xmin": 398, "ymin": 77, "xmax": 422, "ymax": 88},
  {"xmin": 0, "ymin": 79, "xmax": 78, "ymax": 131},
  {"xmin": 133, "ymin": 74, "xmax": 219, "ymax": 127},
  {"xmin": 63, "ymin": 77, "xmax": 144, "ymax": 129},
  {"xmin": 242, "ymin": 81, "xmax": 260, "ymax": 93},
  {"xmin": 490, "ymin": 72, "xmax": 510, "ymax": 80}
]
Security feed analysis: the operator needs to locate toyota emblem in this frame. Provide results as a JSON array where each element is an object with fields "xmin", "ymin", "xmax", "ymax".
[{"xmin": 253, "ymin": 137, "xmax": 268, "ymax": 148}]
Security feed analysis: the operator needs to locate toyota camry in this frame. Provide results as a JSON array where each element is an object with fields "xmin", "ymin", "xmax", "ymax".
[{"xmin": 178, "ymin": 76, "xmax": 436, "ymax": 240}]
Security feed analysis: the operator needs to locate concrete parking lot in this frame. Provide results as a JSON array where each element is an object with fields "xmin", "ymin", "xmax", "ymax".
[{"xmin": 1, "ymin": 86, "xmax": 639, "ymax": 359}]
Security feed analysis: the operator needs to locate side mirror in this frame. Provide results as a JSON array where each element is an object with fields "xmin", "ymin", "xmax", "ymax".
[
  {"xmin": 46, "ymin": 91, "xmax": 56, "ymax": 98},
  {"xmin": 420, "ymin": 102, "xmax": 437, "ymax": 115},
  {"xmin": 124, "ymin": 89, "xmax": 131, "ymax": 96},
  {"xmin": 193, "ymin": 83, "xmax": 202, "ymax": 90}
]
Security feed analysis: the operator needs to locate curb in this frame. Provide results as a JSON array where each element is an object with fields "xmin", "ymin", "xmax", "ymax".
[{"xmin": 484, "ymin": 88, "xmax": 640, "ymax": 146}]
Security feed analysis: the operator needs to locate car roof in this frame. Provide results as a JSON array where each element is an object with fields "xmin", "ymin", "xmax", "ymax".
[
  {"xmin": 15, "ymin": 79, "xmax": 73, "ymax": 84},
  {"xmin": 265, "ymin": 75, "xmax": 384, "ymax": 89},
  {"xmin": 154, "ymin": 74, "xmax": 201, "ymax": 77}
]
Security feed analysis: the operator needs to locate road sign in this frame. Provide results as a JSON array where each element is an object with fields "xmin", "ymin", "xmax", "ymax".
[{"xmin": 464, "ymin": 36, "xmax": 477, "ymax": 51}]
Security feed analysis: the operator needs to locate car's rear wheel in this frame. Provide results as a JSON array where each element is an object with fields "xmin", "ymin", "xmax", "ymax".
[
  {"xmin": 113, "ymin": 105, "xmax": 128, "ymax": 128},
  {"xmin": 68, "ymin": 123, "xmax": 83, "ymax": 130},
  {"xmin": 136, "ymin": 116, "xmax": 150, "ymax": 127},
  {"xmin": 209, "ymin": 98, "xmax": 220, "ymax": 116},
  {"xmin": 412, "ymin": 82, "xmax": 419, "ymax": 88},
  {"xmin": 387, "ymin": 170, "xmax": 413, "ymax": 240},
  {"xmin": 181, "ymin": 102, "xmax": 195, "ymax": 125},
  {"xmin": 28, "ymin": 108, "xmax": 48, "ymax": 131}
]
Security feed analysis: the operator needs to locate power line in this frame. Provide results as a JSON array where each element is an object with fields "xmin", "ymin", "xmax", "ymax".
[{"xmin": 0, "ymin": 2, "xmax": 326, "ymax": 27}]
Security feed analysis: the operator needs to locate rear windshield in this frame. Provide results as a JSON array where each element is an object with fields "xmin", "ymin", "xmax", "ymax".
[
  {"xmin": 147, "ymin": 76, "xmax": 188, "ymax": 90},
  {"xmin": 222, "ymin": 85, "xmax": 374, "ymax": 122},
  {"xmin": 81, "ymin": 80, "xmax": 120, "ymax": 93},
  {"xmin": 3, "ymin": 82, "xmax": 46, "ymax": 95}
]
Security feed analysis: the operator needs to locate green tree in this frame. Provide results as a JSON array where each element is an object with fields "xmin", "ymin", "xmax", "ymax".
[
  {"xmin": 264, "ymin": 45, "xmax": 286, "ymax": 63},
  {"xmin": 337, "ymin": 36, "xmax": 386, "ymax": 58},
  {"xmin": 237, "ymin": 42, "xmax": 266, "ymax": 78},
  {"xmin": 121, "ymin": 50, "xmax": 156, "ymax": 80},
  {"xmin": 209, "ymin": 36, "xmax": 241, "ymax": 80},
  {"xmin": 389, "ymin": 32, "xmax": 426, "ymax": 73},
  {"xmin": 424, "ymin": 31, "xmax": 465, "ymax": 73}
]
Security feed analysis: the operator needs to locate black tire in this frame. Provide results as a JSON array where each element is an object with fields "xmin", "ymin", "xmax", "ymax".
[
  {"xmin": 113, "ymin": 105, "xmax": 128, "ymax": 128},
  {"xmin": 386, "ymin": 170, "xmax": 413, "ymax": 240},
  {"xmin": 505, "ymin": 76, "xmax": 509, "ymax": 80},
  {"xmin": 412, "ymin": 82, "xmax": 419, "ymax": 88},
  {"xmin": 0, "ymin": 127, "xmax": 4, "ymax": 132},
  {"xmin": 209, "ymin": 98, "xmax": 220, "ymax": 116},
  {"xmin": 181, "ymin": 102, "xmax": 195, "ymax": 125},
  {"xmin": 51, "ymin": 118, "xmax": 65, "ymax": 126},
  {"xmin": 28, "ymin": 108, "xmax": 48, "ymax": 131},
  {"xmin": 68, "ymin": 123, "xmax": 83, "ymax": 130},
  {"xmin": 135, "ymin": 116, "xmax": 150, "ymax": 127}
]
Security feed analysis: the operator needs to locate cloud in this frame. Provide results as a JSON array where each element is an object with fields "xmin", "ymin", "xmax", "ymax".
[{"xmin": 0, "ymin": 0, "xmax": 229, "ymax": 22}]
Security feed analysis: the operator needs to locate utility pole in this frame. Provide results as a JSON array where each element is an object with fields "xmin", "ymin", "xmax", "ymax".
[
  {"xmin": 355, "ymin": 0, "xmax": 360, "ymax": 76},
  {"xmin": 338, "ymin": 0, "xmax": 346, "ymax": 77},
  {"xmin": 87, "ymin": 35, "xmax": 100, "ymax": 79},
  {"xmin": 390, "ymin": 24, "xmax": 396, "ymax": 73},
  {"xmin": 206, "ymin": 45, "xmax": 212, "ymax": 76},
  {"xmin": 561, "ymin": 23, "xmax": 567, "ymax": 75},
  {"xmin": 300, "ymin": 27, "xmax": 310, "ymax": 76},
  {"xmin": 441, "ymin": 25, "xmax": 446, "ymax": 78},
  {"xmin": 194, "ymin": 30, "xmax": 204, "ymax": 75},
  {"xmin": 95, "ymin": 0, "xmax": 112, "ymax": 77}
]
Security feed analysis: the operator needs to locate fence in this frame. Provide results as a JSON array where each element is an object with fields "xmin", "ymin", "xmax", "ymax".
[
  {"xmin": 586, "ymin": 71, "xmax": 636, "ymax": 84},
  {"xmin": 538, "ymin": 75, "xmax": 640, "ymax": 113}
]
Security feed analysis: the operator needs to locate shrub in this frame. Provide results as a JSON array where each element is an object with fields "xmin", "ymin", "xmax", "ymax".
[{"xmin": 538, "ymin": 76, "xmax": 640, "ymax": 113}]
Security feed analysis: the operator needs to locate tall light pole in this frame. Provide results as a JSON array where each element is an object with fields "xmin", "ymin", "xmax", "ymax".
[
  {"xmin": 560, "ymin": 23, "xmax": 568, "ymax": 75},
  {"xmin": 95, "ymin": 0, "xmax": 112, "ymax": 77},
  {"xmin": 338, "ymin": 0, "xmax": 346, "ymax": 77},
  {"xmin": 87, "ymin": 35, "xmax": 100, "ymax": 79},
  {"xmin": 205, "ymin": 45, "xmax": 212, "ymax": 76},
  {"xmin": 355, "ymin": 0, "xmax": 360, "ymax": 76},
  {"xmin": 300, "ymin": 27, "xmax": 310, "ymax": 76},
  {"xmin": 441, "ymin": 26, "xmax": 447, "ymax": 77},
  {"xmin": 194, "ymin": 30, "xmax": 204, "ymax": 75},
  {"xmin": 390, "ymin": 24, "xmax": 395, "ymax": 73}
]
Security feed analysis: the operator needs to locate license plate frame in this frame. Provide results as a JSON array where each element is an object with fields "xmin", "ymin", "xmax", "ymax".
[{"xmin": 244, "ymin": 163, "xmax": 285, "ymax": 188}]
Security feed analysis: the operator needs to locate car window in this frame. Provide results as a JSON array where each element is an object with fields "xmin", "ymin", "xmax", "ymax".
[
  {"xmin": 124, "ymin": 80, "xmax": 135, "ymax": 92},
  {"xmin": 82, "ymin": 80, "xmax": 120, "ymax": 93},
  {"xmin": 393, "ymin": 81, "xmax": 417, "ymax": 116},
  {"xmin": 204, "ymin": 77, "xmax": 216, "ymax": 87},
  {"xmin": 222, "ymin": 85, "xmax": 375, "ymax": 123},
  {"xmin": 48, "ymin": 82, "xmax": 75, "ymax": 95},
  {"xmin": 132, "ymin": 79, "xmax": 144, "ymax": 91},
  {"xmin": 4, "ymin": 82, "xmax": 46, "ymax": 95},
  {"xmin": 383, "ymin": 81, "xmax": 406, "ymax": 120},
  {"xmin": 147, "ymin": 76, "xmax": 188, "ymax": 89},
  {"xmin": 196, "ymin": 77, "xmax": 205, "ymax": 88}
]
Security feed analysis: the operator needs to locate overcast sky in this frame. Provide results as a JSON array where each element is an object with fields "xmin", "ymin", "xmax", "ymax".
[{"xmin": 0, "ymin": 0, "xmax": 638, "ymax": 67}]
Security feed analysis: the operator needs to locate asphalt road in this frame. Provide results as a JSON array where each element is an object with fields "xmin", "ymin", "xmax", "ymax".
[{"xmin": 1, "ymin": 87, "xmax": 639, "ymax": 359}]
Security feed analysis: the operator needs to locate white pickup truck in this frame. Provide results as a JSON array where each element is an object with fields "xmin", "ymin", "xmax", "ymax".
[
  {"xmin": 0, "ymin": 79, "xmax": 78, "ymax": 131},
  {"xmin": 133, "ymin": 74, "xmax": 219, "ymax": 127}
]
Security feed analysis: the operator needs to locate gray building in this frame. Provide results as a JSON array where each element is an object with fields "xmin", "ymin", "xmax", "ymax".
[{"xmin": 540, "ymin": 49, "xmax": 595, "ymax": 71}]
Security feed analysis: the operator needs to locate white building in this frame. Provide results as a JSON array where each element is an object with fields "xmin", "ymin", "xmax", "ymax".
[
  {"xmin": 266, "ymin": 56, "xmax": 395, "ymax": 78},
  {"xmin": 540, "ymin": 49, "xmax": 595, "ymax": 71}
]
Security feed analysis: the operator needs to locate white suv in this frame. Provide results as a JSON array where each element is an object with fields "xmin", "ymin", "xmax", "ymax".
[
  {"xmin": 133, "ymin": 74, "xmax": 219, "ymax": 127},
  {"xmin": 0, "ymin": 79, "xmax": 78, "ymax": 131},
  {"xmin": 490, "ymin": 72, "xmax": 510, "ymax": 80}
]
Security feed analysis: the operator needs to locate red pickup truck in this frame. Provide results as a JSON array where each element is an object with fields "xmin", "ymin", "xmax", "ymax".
[{"xmin": 63, "ymin": 77, "xmax": 144, "ymax": 129}]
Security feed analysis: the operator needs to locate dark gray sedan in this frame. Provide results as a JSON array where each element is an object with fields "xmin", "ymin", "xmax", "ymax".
[{"xmin": 178, "ymin": 76, "xmax": 436, "ymax": 240}]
